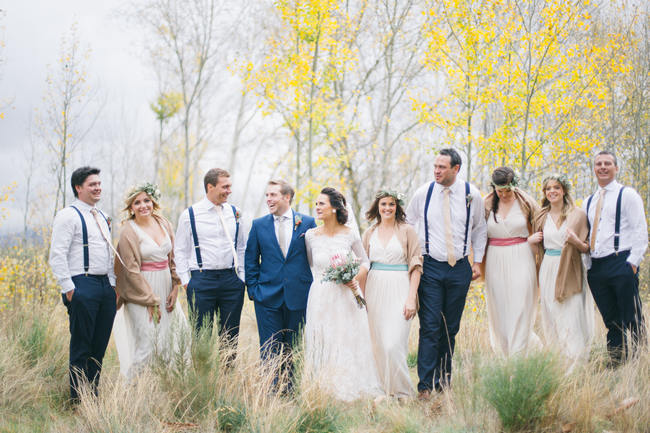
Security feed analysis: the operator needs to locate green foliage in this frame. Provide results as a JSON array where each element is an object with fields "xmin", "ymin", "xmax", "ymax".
[
  {"xmin": 295, "ymin": 405, "xmax": 343, "ymax": 433},
  {"xmin": 153, "ymin": 318, "xmax": 222, "ymax": 420},
  {"xmin": 16, "ymin": 311, "xmax": 48, "ymax": 365},
  {"xmin": 216, "ymin": 400, "xmax": 249, "ymax": 433},
  {"xmin": 407, "ymin": 351, "xmax": 417, "ymax": 369},
  {"xmin": 481, "ymin": 352, "xmax": 560, "ymax": 432}
]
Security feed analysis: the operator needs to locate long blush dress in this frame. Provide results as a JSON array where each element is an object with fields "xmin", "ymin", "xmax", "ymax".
[
  {"xmin": 485, "ymin": 201, "xmax": 541, "ymax": 356},
  {"xmin": 113, "ymin": 221, "xmax": 190, "ymax": 379}
]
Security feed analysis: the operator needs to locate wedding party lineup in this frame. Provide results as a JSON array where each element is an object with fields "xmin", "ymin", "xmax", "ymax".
[{"xmin": 48, "ymin": 147, "xmax": 647, "ymax": 405}]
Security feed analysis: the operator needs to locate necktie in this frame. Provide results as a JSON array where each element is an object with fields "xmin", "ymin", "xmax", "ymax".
[
  {"xmin": 276, "ymin": 215, "xmax": 287, "ymax": 257},
  {"xmin": 443, "ymin": 188, "xmax": 456, "ymax": 267},
  {"xmin": 90, "ymin": 208, "xmax": 125, "ymax": 266},
  {"xmin": 589, "ymin": 189, "xmax": 605, "ymax": 252},
  {"xmin": 216, "ymin": 206, "xmax": 239, "ymax": 270}
]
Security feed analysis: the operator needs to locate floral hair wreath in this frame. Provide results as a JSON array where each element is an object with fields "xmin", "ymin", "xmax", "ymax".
[
  {"xmin": 491, "ymin": 172, "xmax": 520, "ymax": 190},
  {"xmin": 543, "ymin": 173, "xmax": 571, "ymax": 192},
  {"xmin": 376, "ymin": 188, "xmax": 405, "ymax": 207},
  {"xmin": 126, "ymin": 182, "xmax": 161, "ymax": 203}
]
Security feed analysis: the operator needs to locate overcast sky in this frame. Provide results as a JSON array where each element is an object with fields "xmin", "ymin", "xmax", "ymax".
[{"xmin": 0, "ymin": 0, "xmax": 159, "ymax": 231}]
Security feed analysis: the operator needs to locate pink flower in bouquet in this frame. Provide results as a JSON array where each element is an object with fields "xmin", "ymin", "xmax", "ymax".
[{"xmin": 330, "ymin": 253, "xmax": 346, "ymax": 268}]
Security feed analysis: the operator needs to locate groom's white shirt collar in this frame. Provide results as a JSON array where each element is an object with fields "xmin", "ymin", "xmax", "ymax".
[
  {"xmin": 199, "ymin": 196, "xmax": 229, "ymax": 210},
  {"xmin": 274, "ymin": 207, "xmax": 293, "ymax": 220}
]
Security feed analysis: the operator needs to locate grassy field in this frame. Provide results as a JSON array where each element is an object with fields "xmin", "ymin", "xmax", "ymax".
[
  {"xmin": 0, "ymin": 287, "xmax": 648, "ymax": 433},
  {"xmin": 0, "ymin": 244, "xmax": 649, "ymax": 432}
]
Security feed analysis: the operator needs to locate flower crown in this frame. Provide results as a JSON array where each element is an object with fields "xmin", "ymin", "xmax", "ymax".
[
  {"xmin": 126, "ymin": 182, "xmax": 161, "ymax": 202},
  {"xmin": 491, "ymin": 173, "xmax": 519, "ymax": 189},
  {"xmin": 376, "ymin": 188, "xmax": 405, "ymax": 207},
  {"xmin": 543, "ymin": 173, "xmax": 571, "ymax": 192}
]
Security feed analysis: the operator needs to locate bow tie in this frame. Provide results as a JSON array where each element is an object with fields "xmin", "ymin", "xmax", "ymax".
[{"xmin": 275, "ymin": 215, "xmax": 288, "ymax": 222}]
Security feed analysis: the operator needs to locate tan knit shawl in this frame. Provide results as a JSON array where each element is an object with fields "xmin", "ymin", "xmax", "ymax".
[
  {"xmin": 114, "ymin": 215, "xmax": 181, "ymax": 309},
  {"xmin": 361, "ymin": 222, "xmax": 423, "ymax": 278},
  {"xmin": 532, "ymin": 207, "xmax": 589, "ymax": 302}
]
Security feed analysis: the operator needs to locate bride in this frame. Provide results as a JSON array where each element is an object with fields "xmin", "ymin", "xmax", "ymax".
[{"xmin": 303, "ymin": 187, "xmax": 383, "ymax": 401}]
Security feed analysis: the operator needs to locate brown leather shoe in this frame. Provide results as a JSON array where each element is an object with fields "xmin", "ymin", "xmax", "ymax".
[{"xmin": 417, "ymin": 389, "xmax": 431, "ymax": 401}]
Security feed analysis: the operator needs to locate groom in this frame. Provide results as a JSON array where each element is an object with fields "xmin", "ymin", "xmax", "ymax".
[{"xmin": 245, "ymin": 179, "xmax": 316, "ymax": 390}]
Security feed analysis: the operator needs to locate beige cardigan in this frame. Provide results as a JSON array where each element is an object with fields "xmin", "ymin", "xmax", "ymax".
[
  {"xmin": 361, "ymin": 222, "xmax": 423, "ymax": 278},
  {"xmin": 114, "ymin": 215, "xmax": 181, "ymax": 309},
  {"xmin": 532, "ymin": 207, "xmax": 589, "ymax": 302}
]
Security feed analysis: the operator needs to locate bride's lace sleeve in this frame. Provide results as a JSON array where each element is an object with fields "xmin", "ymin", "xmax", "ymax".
[
  {"xmin": 305, "ymin": 229, "xmax": 314, "ymax": 267},
  {"xmin": 350, "ymin": 232, "xmax": 370, "ymax": 270}
]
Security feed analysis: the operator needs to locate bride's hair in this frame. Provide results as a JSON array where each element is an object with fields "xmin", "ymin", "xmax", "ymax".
[{"xmin": 321, "ymin": 187, "xmax": 348, "ymax": 225}]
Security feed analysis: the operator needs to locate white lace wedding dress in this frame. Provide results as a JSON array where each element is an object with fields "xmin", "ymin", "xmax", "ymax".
[{"xmin": 303, "ymin": 228, "xmax": 383, "ymax": 401}]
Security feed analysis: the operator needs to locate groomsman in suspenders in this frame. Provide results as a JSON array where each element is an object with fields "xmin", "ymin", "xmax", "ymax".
[
  {"xmin": 49, "ymin": 167, "xmax": 117, "ymax": 403},
  {"xmin": 406, "ymin": 148, "xmax": 487, "ymax": 399},
  {"xmin": 174, "ymin": 168, "xmax": 247, "ymax": 348},
  {"xmin": 584, "ymin": 151, "xmax": 648, "ymax": 364}
]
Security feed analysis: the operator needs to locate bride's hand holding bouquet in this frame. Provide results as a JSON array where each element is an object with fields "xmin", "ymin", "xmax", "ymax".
[{"xmin": 322, "ymin": 252, "xmax": 367, "ymax": 309}]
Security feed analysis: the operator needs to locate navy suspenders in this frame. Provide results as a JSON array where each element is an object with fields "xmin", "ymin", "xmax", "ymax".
[
  {"xmin": 423, "ymin": 182, "xmax": 471, "ymax": 259},
  {"xmin": 188, "ymin": 207, "xmax": 203, "ymax": 271},
  {"xmin": 586, "ymin": 186, "xmax": 626, "ymax": 253},
  {"xmin": 188, "ymin": 204, "xmax": 239, "ymax": 271},
  {"xmin": 614, "ymin": 187, "xmax": 625, "ymax": 252},
  {"xmin": 423, "ymin": 183, "xmax": 435, "ymax": 255},
  {"xmin": 70, "ymin": 206, "xmax": 89, "ymax": 275},
  {"xmin": 462, "ymin": 181, "xmax": 471, "ymax": 256},
  {"xmin": 69, "ymin": 206, "xmax": 111, "ymax": 276}
]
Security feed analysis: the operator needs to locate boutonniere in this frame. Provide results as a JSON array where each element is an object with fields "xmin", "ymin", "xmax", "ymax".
[
  {"xmin": 235, "ymin": 210, "xmax": 241, "ymax": 222},
  {"xmin": 106, "ymin": 216, "xmax": 112, "ymax": 230},
  {"xmin": 465, "ymin": 194, "xmax": 473, "ymax": 208},
  {"xmin": 294, "ymin": 214, "xmax": 302, "ymax": 231}
]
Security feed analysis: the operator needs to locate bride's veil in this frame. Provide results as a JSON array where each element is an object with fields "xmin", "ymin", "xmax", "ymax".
[{"xmin": 344, "ymin": 199, "xmax": 360, "ymax": 236}]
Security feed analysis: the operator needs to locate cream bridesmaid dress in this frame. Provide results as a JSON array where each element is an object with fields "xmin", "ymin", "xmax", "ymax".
[{"xmin": 365, "ymin": 230, "xmax": 415, "ymax": 398}]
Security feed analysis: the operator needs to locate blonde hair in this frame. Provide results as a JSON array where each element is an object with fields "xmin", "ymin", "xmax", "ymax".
[{"xmin": 122, "ymin": 188, "xmax": 161, "ymax": 220}]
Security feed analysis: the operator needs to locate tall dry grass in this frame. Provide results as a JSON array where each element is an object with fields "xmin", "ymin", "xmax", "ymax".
[{"xmin": 0, "ymin": 262, "xmax": 649, "ymax": 432}]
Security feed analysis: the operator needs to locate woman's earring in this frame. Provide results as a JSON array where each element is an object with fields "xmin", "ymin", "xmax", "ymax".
[{"xmin": 332, "ymin": 209, "xmax": 336, "ymax": 214}]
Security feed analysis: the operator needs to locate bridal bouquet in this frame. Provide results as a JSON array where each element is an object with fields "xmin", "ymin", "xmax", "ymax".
[{"xmin": 321, "ymin": 253, "xmax": 367, "ymax": 309}]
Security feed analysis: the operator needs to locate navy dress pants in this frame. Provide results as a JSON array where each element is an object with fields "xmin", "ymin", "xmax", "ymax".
[
  {"xmin": 417, "ymin": 256, "xmax": 472, "ymax": 392},
  {"xmin": 62, "ymin": 274, "xmax": 116, "ymax": 402},
  {"xmin": 588, "ymin": 251, "xmax": 645, "ymax": 363},
  {"xmin": 254, "ymin": 301, "xmax": 305, "ymax": 391},
  {"xmin": 254, "ymin": 301, "xmax": 305, "ymax": 358},
  {"xmin": 187, "ymin": 269, "xmax": 245, "ymax": 344}
]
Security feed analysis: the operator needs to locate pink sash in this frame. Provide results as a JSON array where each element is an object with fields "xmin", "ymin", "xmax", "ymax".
[
  {"xmin": 488, "ymin": 237, "xmax": 527, "ymax": 246},
  {"xmin": 141, "ymin": 260, "xmax": 168, "ymax": 271}
]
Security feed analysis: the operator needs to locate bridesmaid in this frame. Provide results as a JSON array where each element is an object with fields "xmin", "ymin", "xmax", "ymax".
[
  {"xmin": 362, "ymin": 189, "xmax": 422, "ymax": 398},
  {"xmin": 483, "ymin": 167, "xmax": 541, "ymax": 356},
  {"xmin": 113, "ymin": 183, "xmax": 190, "ymax": 379},
  {"xmin": 530, "ymin": 174, "xmax": 594, "ymax": 362}
]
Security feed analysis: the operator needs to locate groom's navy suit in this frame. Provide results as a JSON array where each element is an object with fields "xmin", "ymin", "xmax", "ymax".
[{"xmin": 245, "ymin": 211, "xmax": 316, "ymax": 360}]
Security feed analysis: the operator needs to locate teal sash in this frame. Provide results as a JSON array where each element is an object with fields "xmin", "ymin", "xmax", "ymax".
[
  {"xmin": 370, "ymin": 262, "xmax": 408, "ymax": 271},
  {"xmin": 544, "ymin": 249, "xmax": 562, "ymax": 256}
]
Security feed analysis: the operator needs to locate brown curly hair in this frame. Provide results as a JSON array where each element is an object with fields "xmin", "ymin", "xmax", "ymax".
[{"xmin": 365, "ymin": 192, "xmax": 406, "ymax": 224}]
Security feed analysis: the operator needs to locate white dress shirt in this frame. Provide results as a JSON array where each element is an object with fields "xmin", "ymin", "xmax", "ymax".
[
  {"xmin": 274, "ymin": 208, "xmax": 293, "ymax": 254},
  {"xmin": 406, "ymin": 178, "xmax": 488, "ymax": 263},
  {"xmin": 49, "ymin": 199, "xmax": 116, "ymax": 293},
  {"xmin": 583, "ymin": 180, "xmax": 648, "ymax": 267},
  {"xmin": 174, "ymin": 197, "xmax": 248, "ymax": 285}
]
